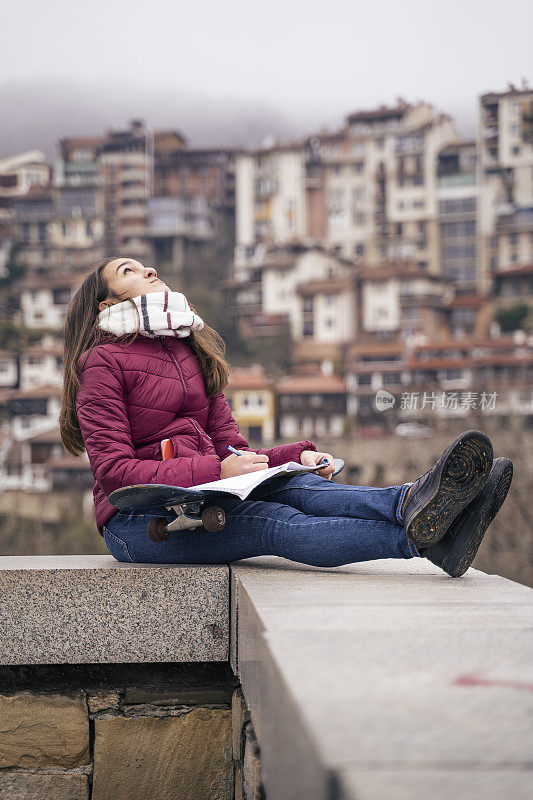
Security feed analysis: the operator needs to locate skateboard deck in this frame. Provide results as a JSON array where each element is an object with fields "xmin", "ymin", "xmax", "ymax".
[
  {"xmin": 109, "ymin": 458, "xmax": 344, "ymax": 510},
  {"xmin": 107, "ymin": 458, "xmax": 344, "ymax": 541}
]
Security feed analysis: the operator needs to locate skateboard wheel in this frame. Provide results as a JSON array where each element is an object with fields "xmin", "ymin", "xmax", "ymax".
[
  {"xmin": 201, "ymin": 506, "xmax": 226, "ymax": 532},
  {"xmin": 148, "ymin": 517, "xmax": 170, "ymax": 542}
]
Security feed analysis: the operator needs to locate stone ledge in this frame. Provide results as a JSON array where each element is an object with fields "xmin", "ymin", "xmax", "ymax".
[
  {"xmin": 0, "ymin": 555, "xmax": 229, "ymax": 664},
  {"xmin": 230, "ymin": 556, "xmax": 533, "ymax": 800}
]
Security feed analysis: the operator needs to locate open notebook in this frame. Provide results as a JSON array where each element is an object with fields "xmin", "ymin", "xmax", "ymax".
[{"xmin": 191, "ymin": 461, "xmax": 328, "ymax": 501}]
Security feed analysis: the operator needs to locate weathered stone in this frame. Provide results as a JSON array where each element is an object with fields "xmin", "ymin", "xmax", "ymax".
[
  {"xmin": 123, "ymin": 687, "xmax": 232, "ymax": 705},
  {"xmin": 0, "ymin": 772, "xmax": 89, "ymax": 800},
  {"xmin": 92, "ymin": 708, "xmax": 233, "ymax": 800},
  {"xmin": 0, "ymin": 556, "xmax": 229, "ymax": 664},
  {"xmin": 0, "ymin": 691, "xmax": 90, "ymax": 768},
  {"xmin": 87, "ymin": 691, "xmax": 121, "ymax": 713},
  {"xmin": 242, "ymin": 722, "xmax": 264, "ymax": 800},
  {"xmin": 231, "ymin": 688, "xmax": 251, "ymax": 761}
]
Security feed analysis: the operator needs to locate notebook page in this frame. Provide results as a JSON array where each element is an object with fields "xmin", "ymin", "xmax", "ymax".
[{"xmin": 192, "ymin": 461, "xmax": 317, "ymax": 496}]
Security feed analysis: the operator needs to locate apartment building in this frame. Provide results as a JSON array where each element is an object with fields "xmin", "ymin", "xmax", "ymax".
[
  {"xmin": 53, "ymin": 136, "xmax": 105, "ymax": 271},
  {"xmin": 149, "ymin": 131, "xmax": 237, "ymax": 274},
  {"xmin": 437, "ymin": 141, "xmax": 480, "ymax": 292},
  {"xmin": 12, "ymin": 183, "xmax": 104, "ymax": 275},
  {"xmin": 314, "ymin": 101, "xmax": 462, "ymax": 271},
  {"xmin": 98, "ymin": 119, "xmax": 152, "ymax": 262},
  {"xmin": 235, "ymin": 143, "xmax": 307, "ymax": 269},
  {"xmin": 478, "ymin": 82, "xmax": 533, "ymax": 289}
]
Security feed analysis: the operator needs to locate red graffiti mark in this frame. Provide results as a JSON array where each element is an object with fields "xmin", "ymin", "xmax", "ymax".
[{"xmin": 452, "ymin": 673, "xmax": 533, "ymax": 691}]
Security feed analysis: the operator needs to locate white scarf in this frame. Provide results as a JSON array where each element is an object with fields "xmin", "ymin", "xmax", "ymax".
[{"xmin": 97, "ymin": 291, "xmax": 205, "ymax": 338}]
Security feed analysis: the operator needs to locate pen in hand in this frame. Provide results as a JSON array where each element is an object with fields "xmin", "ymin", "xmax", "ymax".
[
  {"xmin": 226, "ymin": 444, "xmax": 328, "ymax": 467},
  {"xmin": 226, "ymin": 445, "xmax": 245, "ymax": 456}
]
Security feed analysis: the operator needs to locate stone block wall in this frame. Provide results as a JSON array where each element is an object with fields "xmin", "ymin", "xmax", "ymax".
[{"xmin": 0, "ymin": 663, "xmax": 265, "ymax": 800}]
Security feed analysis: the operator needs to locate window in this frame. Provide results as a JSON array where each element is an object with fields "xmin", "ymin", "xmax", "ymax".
[
  {"xmin": 248, "ymin": 425, "xmax": 262, "ymax": 441},
  {"xmin": 358, "ymin": 373, "xmax": 372, "ymax": 385},
  {"xmin": 354, "ymin": 243, "xmax": 365, "ymax": 256},
  {"xmin": 383, "ymin": 372, "xmax": 401, "ymax": 385},
  {"xmin": 445, "ymin": 368, "xmax": 463, "ymax": 379}
]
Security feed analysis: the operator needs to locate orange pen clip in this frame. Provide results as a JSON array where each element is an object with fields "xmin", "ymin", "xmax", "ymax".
[{"xmin": 160, "ymin": 439, "xmax": 173, "ymax": 460}]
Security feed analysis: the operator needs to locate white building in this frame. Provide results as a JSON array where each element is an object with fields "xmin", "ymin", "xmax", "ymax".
[
  {"xmin": 0, "ymin": 150, "xmax": 50, "ymax": 210},
  {"xmin": 19, "ymin": 273, "xmax": 88, "ymax": 330},
  {"xmin": 235, "ymin": 143, "xmax": 306, "ymax": 260},
  {"xmin": 0, "ymin": 351, "xmax": 18, "ymax": 389},
  {"xmin": 19, "ymin": 336, "xmax": 63, "ymax": 390},
  {"xmin": 478, "ymin": 83, "xmax": 533, "ymax": 290}
]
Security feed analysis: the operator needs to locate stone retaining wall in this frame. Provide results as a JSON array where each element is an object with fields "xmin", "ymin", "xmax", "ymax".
[{"xmin": 0, "ymin": 663, "xmax": 265, "ymax": 800}]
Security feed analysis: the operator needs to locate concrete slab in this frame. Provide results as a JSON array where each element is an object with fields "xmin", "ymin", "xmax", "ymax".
[
  {"xmin": 339, "ymin": 769, "xmax": 533, "ymax": 800},
  {"xmin": 0, "ymin": 555, "xmax": 229, "ymax": 664},
  {"xmin": 230, "ymin": 556, "xmax": 533, "ymax": 800}
]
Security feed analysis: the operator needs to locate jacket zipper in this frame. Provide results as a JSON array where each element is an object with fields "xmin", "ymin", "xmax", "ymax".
[
  {"xmin": 160, "ymin": 339, "xmax": 188, "ymax": 399},
  {"xmin": 160, "ymin": 339, "xmax": 214, "ymax": 452}
]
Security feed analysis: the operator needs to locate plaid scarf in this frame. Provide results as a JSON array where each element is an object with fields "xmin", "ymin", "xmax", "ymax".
[{"xmin": 97, "ymin": 291, "xmax": 205, "ymax": 338}]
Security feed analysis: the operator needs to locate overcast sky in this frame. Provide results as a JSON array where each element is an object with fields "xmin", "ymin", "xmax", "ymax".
[{"xmin": 1, "ymin": 0, "xmax": 532, "ymax": 159}]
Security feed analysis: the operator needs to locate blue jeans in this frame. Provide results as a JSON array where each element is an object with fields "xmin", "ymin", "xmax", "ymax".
[{"xmin": 102, "ymin": 471, "xmax": 419, "ymax": 566}]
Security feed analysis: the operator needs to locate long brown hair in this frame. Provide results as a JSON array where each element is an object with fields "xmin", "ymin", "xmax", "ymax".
[{"xmin": 60, "ymin": 256, "xmax": 231, "ymax": 456}]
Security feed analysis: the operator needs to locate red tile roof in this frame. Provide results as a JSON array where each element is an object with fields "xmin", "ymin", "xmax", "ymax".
[
  {"xmin": 275, "ymin": 374, "xmax": 346, "ymax": 394},
  {"xmin": 227, "ymin": 366, "xmax": 274, "ymax": 390},
  {"xmin": 494, "ymin": 263, "xmax": 533, "ymax": 278}
]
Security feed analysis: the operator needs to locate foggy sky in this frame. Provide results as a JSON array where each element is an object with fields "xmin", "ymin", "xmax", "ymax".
[{"xmin": 1, "ymin": 0, "xmax": 532, "ymax": 160}]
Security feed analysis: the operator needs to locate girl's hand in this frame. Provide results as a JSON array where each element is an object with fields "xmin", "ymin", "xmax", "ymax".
[
  {"xmin": 220, "ymin": 452, "xmax": 269, "ymax": 479},
  {"xmin": 300, "ymin": 449, "xmax": 335, "ymax": 480}
]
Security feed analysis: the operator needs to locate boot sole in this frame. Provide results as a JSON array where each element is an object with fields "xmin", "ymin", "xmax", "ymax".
[
  {"xmin": 442, "ymin": 458, "xmax": 514, "ymax": 578},
  {"xmin": 405, "ymin": 430, "xmax": 493, "ymax": 548}
]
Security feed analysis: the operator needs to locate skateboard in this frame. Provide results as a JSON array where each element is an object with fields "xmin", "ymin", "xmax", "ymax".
[{"xmin": 108, "ymin": 457, "xmax": 345, "ymax": 543}]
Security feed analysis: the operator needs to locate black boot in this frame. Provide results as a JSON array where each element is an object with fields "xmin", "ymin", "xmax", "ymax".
[
  {"xmin": 402, "ymin": 430, "xmax": 493, "ymax": 550},
  {"xmin": 419, "ymin": 457, "xmax": 513, "ymax": 577}
]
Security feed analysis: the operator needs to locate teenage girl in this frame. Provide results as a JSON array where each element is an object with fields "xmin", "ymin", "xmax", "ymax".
[{"xmin": 59, "ymin": 258, "xmax": 513, "ymax": 577}]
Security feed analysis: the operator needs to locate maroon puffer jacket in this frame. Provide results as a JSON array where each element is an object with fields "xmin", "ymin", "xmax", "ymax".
[{"xmin": 75, "ymin": 334, "xmax": 317, "ymax": 535}]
